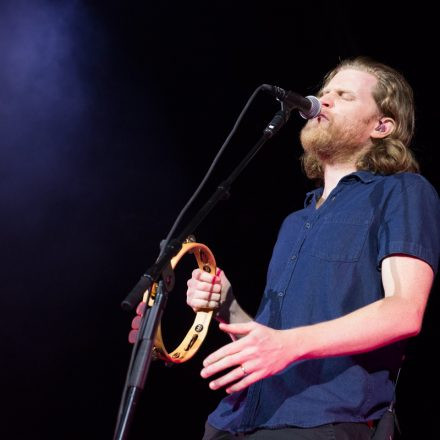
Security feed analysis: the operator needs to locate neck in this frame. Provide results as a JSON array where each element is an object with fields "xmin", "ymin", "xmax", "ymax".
[{"xmin": 321, "ymin": 162, "xmax": 357, "ymax": 199}]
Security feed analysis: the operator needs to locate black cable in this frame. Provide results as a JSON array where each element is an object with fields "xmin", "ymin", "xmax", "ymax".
[
  {"xmin": 159, "ymin": 84, "xmax": 265, "ymax": 256},
  {"xmin": 114, "ymin": 83, "xmax": 265, "ymax": 436}
]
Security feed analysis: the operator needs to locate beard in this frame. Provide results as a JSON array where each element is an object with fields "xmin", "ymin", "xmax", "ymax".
[{"xmin": 300, "ymin": 116, "xmax": 372, "ymax": 165}]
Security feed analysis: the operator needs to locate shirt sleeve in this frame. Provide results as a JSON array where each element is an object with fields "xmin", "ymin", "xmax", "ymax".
[{"xmin": 377, "ymin": 175, "xmax": 440, "ymax": 276}]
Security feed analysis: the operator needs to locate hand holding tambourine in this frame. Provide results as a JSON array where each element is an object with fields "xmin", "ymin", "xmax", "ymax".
[{"xmin": 128, "ymin": 241, "xmax": 227, "ymax": 363}]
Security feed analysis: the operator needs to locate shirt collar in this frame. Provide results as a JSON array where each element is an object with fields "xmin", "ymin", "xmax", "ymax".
[
  {"xmin": 303, "ymin": 171, "xmax": 380, "ymax": 207},
  {"xmin": 340, "ymin": 170, "xmax": 378, "ymax": 184},
  {"xmin": 304, "ymin": 187, "xmax": 323, "ymax": 207}
]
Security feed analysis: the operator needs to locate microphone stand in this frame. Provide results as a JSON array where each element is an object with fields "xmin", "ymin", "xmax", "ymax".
[{"xmin": 113, "ymin": 103, "xmax": 291, "ymax": 440}]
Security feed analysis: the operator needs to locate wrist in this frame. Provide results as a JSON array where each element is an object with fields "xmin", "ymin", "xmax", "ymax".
[
  {"xmin": 283, "ymin": 326, "xmax": 312, "ymax": 363},
  {"xmin": 214, "ymin": 297, "xmax": 237, "ymax": 323}
]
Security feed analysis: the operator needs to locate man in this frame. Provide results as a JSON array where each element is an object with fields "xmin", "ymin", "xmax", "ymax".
[{"xmin": 132, "ymin": 58, "xmax": 440, "ymax": 439}]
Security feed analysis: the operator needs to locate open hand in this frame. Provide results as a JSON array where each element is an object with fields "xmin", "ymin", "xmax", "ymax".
[{"xmin": 200, "ymin": 321, "xmax": 295, "ymax": 394}]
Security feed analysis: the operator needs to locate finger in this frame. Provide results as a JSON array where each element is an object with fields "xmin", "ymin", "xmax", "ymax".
[
  {"xmin": 206, "ymin": 292, "xmax": 221, "ymax": 302},
  {"xmin": 188, "ymin": 279, "xmax": 222, "ymax": 294},
  {"xmin": 203, "ymin": 337, "xmax": 249, "ymax": 367},
  {"xmin": 188, "ymin": 298, "xmax": 222, "ymax": 310},
  {"xmin": 128, "ymin": 329, "xmax": 138, "ymax": 344},
  {"xmin": 219, "ymin": 321, "xmax": 255, "ymax": 335},
  {"xmin": 188, "ymin": 292, "xmax": 221, "ymax": 304},
  {"xmin": 206, "ymin": 365, "xmax": 249, "ymax": 390},
  {"xmin": 136, "ymin": 301, "xmax": 146, "ymax": 316},
  {"xmin": 192, "ymin": 268, "xmax": 221, "ymax": 285},
  {"xmin": 131, "ymin": 315, "xmax": 141, "ymax": 330},
  {"xmin": 201, "ymin": 349, "xmax": 247, "ymax": 378},
  {"xmin": 204, "ymin": 280, "xmax": 222, "ymax": 293},
  {"xmin": 225, "ymin": 372, "xmax": 260, "ymax": 394}
]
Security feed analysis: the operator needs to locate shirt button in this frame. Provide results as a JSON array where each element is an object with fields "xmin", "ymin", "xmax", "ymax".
[
  {"xmin": 278, "ymin": 291, "xmax": 284, "ymax": 297},
  {"xmin": 305, "ymin": 222, "xmax": 311, "ymax": 228},
  {"xmin": 291, "ymin": 255, "xmax": 297, "ymax": 260},
  {"xmin": 331, "ymin": 196, "xmax": 336, "ymax": 201}
]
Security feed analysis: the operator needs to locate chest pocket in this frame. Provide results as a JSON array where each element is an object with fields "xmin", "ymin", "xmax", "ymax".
[{"xmin": 310, "ymin": 210, "xmax": 373, "ymax": 262}]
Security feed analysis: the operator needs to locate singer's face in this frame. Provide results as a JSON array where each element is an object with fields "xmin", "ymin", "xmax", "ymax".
[{"xmin": 300, "ymin": 68, "xmax": 380, "ymax": 164}]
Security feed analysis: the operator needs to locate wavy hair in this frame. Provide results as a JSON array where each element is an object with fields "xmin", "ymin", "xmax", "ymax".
[{"xmin": 301, "ymin": 57, "xmax": 420, "ymax": 181}]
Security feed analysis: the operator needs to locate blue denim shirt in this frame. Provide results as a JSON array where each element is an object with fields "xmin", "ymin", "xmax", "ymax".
[{"xmin": 208, "ymin": 171, "xmax": 440, "ymax": 433}]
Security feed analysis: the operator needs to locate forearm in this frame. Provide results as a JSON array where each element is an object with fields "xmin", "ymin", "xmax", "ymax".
[
  {"xmin": 200, "ymin": 257, "xmax": 434, "ymax": 393},
  {"xmin": 287, "ymin": 295, "xmax": 422, "ymax": 362},
  {"xmin": 215, "ymin": 296, "xmax": 253, "ymax": 325}
]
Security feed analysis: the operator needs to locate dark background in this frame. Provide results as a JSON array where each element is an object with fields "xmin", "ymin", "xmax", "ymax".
[{"xmin": 1, "ymin": 1, "xmax": 438, "ymax": 438}]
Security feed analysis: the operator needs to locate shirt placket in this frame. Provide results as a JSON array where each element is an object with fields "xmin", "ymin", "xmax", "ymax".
[
  {"xmin": 240, "ymin": 200, "xmax": 320, "ymax": 430},
  {"xmin": 240, "ymin": 187, "xmax": 344, "ymax": 431}
]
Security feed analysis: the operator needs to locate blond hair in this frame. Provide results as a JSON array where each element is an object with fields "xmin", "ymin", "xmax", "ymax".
[{"xmin": 301, "ymin": 57, "xmax": 420, "ymax": 181}]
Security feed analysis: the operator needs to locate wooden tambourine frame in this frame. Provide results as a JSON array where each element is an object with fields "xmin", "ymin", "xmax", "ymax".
[{"xmin": 143, "ymin": 242, "xmax": 216, "ymax": 363}]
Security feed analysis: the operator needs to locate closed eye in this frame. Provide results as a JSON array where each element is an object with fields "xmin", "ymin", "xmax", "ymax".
[
  {"xmin": 340, "ymin": 91, "xmax": 355, "ymax": 101},
  {"xmin": 318, "ymin": 89, "xmax": 356, "ymax": 100}
]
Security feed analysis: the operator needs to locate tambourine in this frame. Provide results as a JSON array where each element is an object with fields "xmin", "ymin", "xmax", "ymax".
[{"xmin": 143, "ymin": 240, "xmax": 216, "ymax": 364}]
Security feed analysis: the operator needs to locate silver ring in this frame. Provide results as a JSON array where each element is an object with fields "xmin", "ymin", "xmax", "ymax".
[{"xmin": 240, "ymin": 365, "xmax": 248, "ymax": 376}]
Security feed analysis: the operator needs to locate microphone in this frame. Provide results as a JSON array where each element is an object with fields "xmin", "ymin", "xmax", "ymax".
[{"xmin": 262, "ymin": 84, "xmax": 321, "ymax": 119}]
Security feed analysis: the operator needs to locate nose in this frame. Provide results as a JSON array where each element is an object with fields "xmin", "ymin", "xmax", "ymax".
[{"xmin": 320, "ymin": 92, "xmax": 334, "ymax": 108}]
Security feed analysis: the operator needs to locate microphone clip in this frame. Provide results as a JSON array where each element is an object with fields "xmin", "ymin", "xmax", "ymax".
[{"xmin": 264, "ymin": 107, "xmax": 291, "ymax": 138}]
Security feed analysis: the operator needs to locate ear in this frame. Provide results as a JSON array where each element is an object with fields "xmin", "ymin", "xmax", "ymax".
[{"xmin": 370, "ymin": 117, "xmax": 395, "ymax": 139}]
